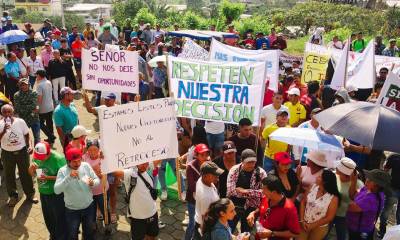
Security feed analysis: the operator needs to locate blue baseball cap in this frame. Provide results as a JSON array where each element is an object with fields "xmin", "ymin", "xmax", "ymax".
[{"xmin": 104, "ymin": 93, "xmax": 116, "ymax": 100}]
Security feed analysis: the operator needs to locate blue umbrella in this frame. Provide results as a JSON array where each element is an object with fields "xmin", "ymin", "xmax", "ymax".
[
  {"xmin": 315, "ymin": 102, "xmax": 400, "ymax": 152},
  {"xmin": 0, "ymin": 30, "xmax": 28, "ymax": 45}
]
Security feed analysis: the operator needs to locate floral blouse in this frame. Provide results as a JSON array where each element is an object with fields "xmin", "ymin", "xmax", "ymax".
[{"xmin": 304, "ymin": 184, "xmax": 334, "ymax": 224}]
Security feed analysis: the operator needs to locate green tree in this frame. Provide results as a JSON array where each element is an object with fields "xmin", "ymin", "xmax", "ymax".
[
  {"xmin": 219, "ymin": 0, "xmax": 245, "ymax": 25},
  {"xmin": 49, "ymin": 13, "xmax": 85, "ymax": 31},
  {"xmin": 112, "ymin": 0, "xmax": 148, "ymax": 26},
  {"xmin": 134, "ymin": 8, "xmax": 157, "ymax": 27},
  {"xmin": 146, "ymin": 0, "xmax": 171, "ymax": 19},
  {"xmin": 186, "ymin": 0, "xmax": 205, "ymax": 11},
  {"xmin": 11, "ymin": 8, "xmax": 27, "ymax": 19}
]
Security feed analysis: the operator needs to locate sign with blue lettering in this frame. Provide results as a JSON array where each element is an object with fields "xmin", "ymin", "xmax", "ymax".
[
  {"xmin": 168, "ymin": 57, "xmax": 266, "ymax": 125},
  {"xmin": 209, "ymin": 39, "xmax": 279, "ymax": 91}
]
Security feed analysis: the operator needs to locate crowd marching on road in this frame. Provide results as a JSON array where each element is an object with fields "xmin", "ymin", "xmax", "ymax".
[{"xmin": 0, "ymin": 9, "xmax": 399, "ymax": 240}]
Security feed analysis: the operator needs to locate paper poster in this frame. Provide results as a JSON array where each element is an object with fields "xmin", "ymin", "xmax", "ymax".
[
  {"xmin": 99, "ymin": 98, "xmax": 179, "ymax": 173},
  {"xmin": 168, "ymin": 56, "xmax": 266, "ymax": 125},
  {"xmin": 82, "ymin": 48, "xmax": 139, "ymax": 93}
]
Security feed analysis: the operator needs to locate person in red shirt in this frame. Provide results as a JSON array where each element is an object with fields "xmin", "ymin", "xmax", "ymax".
[
  {"xmin": 225, "ymin": 24, "xmax": 239, "ymax": 46},
  {"xmin": 289, "ymin": 71, "xmax": 308, "ymax": 97},
  {"xmin": 243, "ymin": 33, "xmax": 256, "ymax": 48},
  {"xmin": 71, "ymin": 36, "xmax": 86, "ymax": 83},
  {"xmin": 247, "ymin": 174, "xmax": 301, "ymax": 240}
]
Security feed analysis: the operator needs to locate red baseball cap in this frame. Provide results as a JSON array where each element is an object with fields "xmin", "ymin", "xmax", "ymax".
[
  {"xmin": 65, "ymin": 148, "xmax": 82, "ymax": 161},
  {"xmin": 274, "ymin": 152, "xmax": 292, "ymax": 165},
  {"xmin": 33, "ymin": 141, "xmax": 51, "ymax": 161},
  {"xmin": 194, "ymin": 144, "xmax": 210, "ymax": 154}
]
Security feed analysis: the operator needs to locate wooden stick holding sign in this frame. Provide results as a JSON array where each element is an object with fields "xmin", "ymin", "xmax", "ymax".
[
  {"xmin": 166, "ymin": 54, "xmax": 182, "ymax": 201},
  {"xmin": 102, "ymin": 174, "xmax": 109, "ymax": 225}
]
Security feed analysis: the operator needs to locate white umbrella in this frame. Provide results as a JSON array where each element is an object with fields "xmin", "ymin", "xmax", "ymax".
[
  {"xmin": 270, "ymin": 127, "xmax": 343, "ymax": 152},
  {"xmin": 148, "ymin": 55, "xmax": 167, "ymax": 68}
]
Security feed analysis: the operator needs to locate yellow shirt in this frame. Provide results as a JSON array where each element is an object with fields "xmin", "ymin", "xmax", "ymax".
[
  {"xmin": 284, "ymin": 101, "xmax": 306, "ymax": 126},
  {"xmin": 262, "ymin": 123, "xmax": 290, "ymax": 158}
]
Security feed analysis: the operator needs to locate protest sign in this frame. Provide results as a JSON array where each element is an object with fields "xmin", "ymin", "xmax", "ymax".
[
  {"xmin": 209, "ymin": 39, "xmax": 279, "ymax": 91},
  {"xmin": 99, "ymin": 98, "xmax": 179, "ymax": 173},
  {"xmin": 301, "ymin": 43, "xmax": 330, "ymax": 84},
  {"xmin": 82, "ymin": 48, "xmax": 139, "ymax": 93},
  {"xmin": 279, "ymin": 51, "xmax": 303, "ymax": 68},
  {"xmin": 377, "ymin": 71, "xmax": 400, "ymax": 112},
  {"xmin": 168, "ymin": 56, "xmax": 266, "ymax": 125},
  {"xmin": 178, "ymin": 38, "xmax": 209, "ymax": 61}
]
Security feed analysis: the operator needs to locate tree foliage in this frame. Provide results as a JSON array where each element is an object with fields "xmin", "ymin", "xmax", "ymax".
[
  {"xmin": 284, "ymin": 2, "xmax": 385, "ymax": 35},
  {"xmin": 186, "ymin": 0, "xmax": 205, "ymax": 12},
  {"xmin": 219, "ymin": 0, "xmax": 245, "ymax": 24},
  {"xmin": 134, "ymin": 8, "xmax": 157, "ymax": 27},
  {"xmin": 232, "ymin": 16, "xmax": 273, "ymax": 36},
  {"xmin": 112, "ymin": 0, "xmax": 148, "ymax": 26}
]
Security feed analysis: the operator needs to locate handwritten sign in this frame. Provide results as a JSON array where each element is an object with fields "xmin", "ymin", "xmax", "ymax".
[
  {"xmin": 82, "ymin": 48, "xmax": 139, "ymax": 93},
  {"xmin": 301, "ymin": 51, "xmax": 330, "ymax": 84},
  {"xmin": 99, "ymin": 98, "xmax": 179, "ymax": 173},
  {"xmin": 209, "ymin": 39, "xmax": 279, "ymax": 91},
  {"xmin": 168, "ymin": 56, "xmax": 266, "ymax": 125}
]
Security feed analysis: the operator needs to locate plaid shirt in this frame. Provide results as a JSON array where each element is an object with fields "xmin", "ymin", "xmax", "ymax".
[{"xmin": 226, "ymin": 163, "xmax": 267, "ymax": 210}]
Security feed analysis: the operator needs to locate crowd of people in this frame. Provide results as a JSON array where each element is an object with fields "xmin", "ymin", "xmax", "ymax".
[{"xmin": 0, "ymin": 10, "xmax": 398, "ymax": 240}]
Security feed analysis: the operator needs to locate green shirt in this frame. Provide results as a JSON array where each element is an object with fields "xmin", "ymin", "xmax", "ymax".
[
  {"xmin": 352, "ymin": 39, "xmax": 365, "ymax": 53},
  {"xmin": 34, "ymin": 151, "xmax": 67, "ymax": 195},
  {"xmin": 53, "ymin": 102, "xmax": 79, "ymax": 134}
]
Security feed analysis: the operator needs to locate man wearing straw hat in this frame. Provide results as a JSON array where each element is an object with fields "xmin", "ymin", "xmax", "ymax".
[{"xmin": 28, "ymin": 141, "xmax": 67, "ymax": 240}]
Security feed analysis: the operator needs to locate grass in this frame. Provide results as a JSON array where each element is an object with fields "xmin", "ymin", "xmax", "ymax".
[{"xmin": 286, "ymin": 36, "xmax": 308, "ymax": 56}]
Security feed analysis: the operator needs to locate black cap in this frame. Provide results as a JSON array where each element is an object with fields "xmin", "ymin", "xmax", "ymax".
[
  {"xmin": 200, "ymin": 161, "xmax": 224, "ymax": 176},
  {"xmin": 241, "ymin": 149, "xmax": 257, "ymax": 163},
  {"xmin": 223, "ymin": 141, "xmax": 237, "ymax": 153}
]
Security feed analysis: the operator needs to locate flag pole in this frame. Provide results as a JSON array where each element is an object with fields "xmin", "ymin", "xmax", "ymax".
[{"xmin": 343, "ymin": 37, "xmax": 350, "ymax": 88}]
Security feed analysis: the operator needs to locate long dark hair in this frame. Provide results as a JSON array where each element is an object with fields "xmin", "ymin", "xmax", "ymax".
[
  {"xmin": 322, "ymin": 169, "xmax": 341, "ymax": 205},
  {"xmin": 202, "ymin": 198, "xmax": 232, "ymax": 235}
]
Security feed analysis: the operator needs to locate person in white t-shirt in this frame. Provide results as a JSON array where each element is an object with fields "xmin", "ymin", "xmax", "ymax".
[
  {"xmin": 193, "ymin": 161, "xmax": 223, "ymax": 239},
  {"xmin": 121, "ymin": 162, "xmax": 159, "ymax": 240},
  {"xmin": 0, "ymin": 104, "xmax": 37, "ymax": 207},
  {"xmin": 205, "ymin": 121, "xmax": 225, "ymax": 158},
  {"xmin": 260, "ymin": 91, "xmax": 289, "ymax": 131}
]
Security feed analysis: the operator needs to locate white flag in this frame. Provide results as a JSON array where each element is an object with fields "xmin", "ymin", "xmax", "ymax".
[
  {"xmin": 347, "ymin": 40, "xmax": 375, "ymax": 89},
  {"xmin": 330, "ymin": 38, "xmax": 350, "ymax": 90}
]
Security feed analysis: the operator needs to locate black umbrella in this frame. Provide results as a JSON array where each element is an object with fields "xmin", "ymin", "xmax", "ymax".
[{"xmin": 315, "ymin": 102, "xmax": 400, "ymax": 153}]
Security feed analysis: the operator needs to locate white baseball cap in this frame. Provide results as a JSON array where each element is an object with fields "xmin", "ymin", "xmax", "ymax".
[
  {"xmin": 287, "ymin": 88, "xmax": 300, "ymax": 96},
  {"xmin": 71, "ymin": 125, "xmax": 92, "ymax": 139}
]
